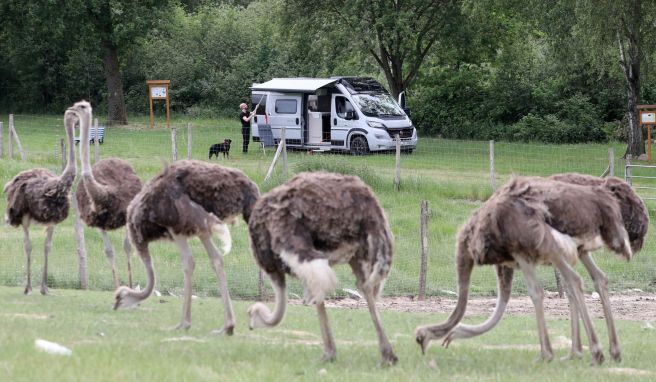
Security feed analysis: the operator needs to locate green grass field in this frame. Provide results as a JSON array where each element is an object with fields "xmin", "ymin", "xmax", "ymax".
[
  {"xmin": 1, "ymin": 286, "xmax": 655, "ymax": 381},
  {"xmin": 1, "ymin": 113, "xmax": 655, "ymax": 300},
  {"xmin": 1, "ymin": 114, "xmax": 656, "ymax": 381}
]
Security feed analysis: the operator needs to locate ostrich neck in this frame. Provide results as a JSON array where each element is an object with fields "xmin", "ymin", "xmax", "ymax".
[
  {"xmin": 62, "ymin": 116, "xmax": 77, "ymax": 186},
  {"xmin": 79, "ymin": 110, "xmax": 94, "ymax": 177}
]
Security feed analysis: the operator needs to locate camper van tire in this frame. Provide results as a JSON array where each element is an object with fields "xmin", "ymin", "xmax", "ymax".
[{"xmin": 350, "ymin": 135, "xmax": 369, "ymax": 156}]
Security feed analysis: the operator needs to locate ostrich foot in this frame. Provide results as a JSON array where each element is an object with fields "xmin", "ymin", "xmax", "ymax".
[
  {"xmin": 590, "ymin": 349, "xmax": 604, "ymax": 366},
  {"xmin": 533, "ymin": 352, "xmax": 554, "ymax": 363},
  {"xmin": 40, "ymin": 285, "xmax": 49, "ymax": 295},
  {"xmin": 560, "ymin": 350, "xmax": 583, "ymax": 361},
  {"xmin": 211, "ymin": 324, "xmax": 235, "ymax": 336},
  {"xmin": 24, "ymin": 286, "xmax": 32, "ymax": 295},
  {"xmin": 173, "ymin": 321, "xmax": 191, "ymax": 331},
  {"xmin": 609, "ymin": 348, "xmax": 621, "ymax": 363},
  {"xmin": 380, "ymin": 349, "xmax": 398, "ymax": 366},
  {"xmin": 320, "ymin": 351, "xmax": 336, "ymax": 363}
]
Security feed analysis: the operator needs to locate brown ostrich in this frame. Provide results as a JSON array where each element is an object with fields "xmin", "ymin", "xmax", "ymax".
[
  {"xmin": 114, "ymin": 160, "xmax": 260, "ymax": 335},
  {"xmin": 441, "ymin": 174, "xmax": 648, "ymax": 363},
  {"xmin": 247, "ymin": 171, "xmax": 398, "ymax": 365},
  {"xmin": 69, "ymin": 100, "xmax": 142, "ymax": 289},
  {"xmin": 4, "ymin": 107, "xmax": 77, "ymax": 295},
  {"xmin": 415, "ymin": 176, "xmax": 633, "ymax": 365}
]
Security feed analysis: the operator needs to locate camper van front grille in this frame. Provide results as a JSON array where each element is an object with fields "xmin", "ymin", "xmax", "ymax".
[{"xmin": 386, "ymin": 128, "xmax": 413, "ymax": 139}]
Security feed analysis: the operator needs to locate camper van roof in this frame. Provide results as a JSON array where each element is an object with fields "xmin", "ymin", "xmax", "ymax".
[{"xmin": 251, "ymin": 78, "xmax": 338, "ymax": 93}]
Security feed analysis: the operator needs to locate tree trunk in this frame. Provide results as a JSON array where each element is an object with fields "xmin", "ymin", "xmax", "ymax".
[
  {"xmin": 626, "ymin": 78, "xmax": 644, "ymax": 157},
  {"xmin": 103, "ymin": 42, "xmax": 128, "ymax": 126}
]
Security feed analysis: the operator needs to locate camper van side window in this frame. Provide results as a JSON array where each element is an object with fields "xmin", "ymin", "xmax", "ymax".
[
  {"xmin": 275, "ymin": 99, "xmax": 297, "ymax": 114},
  {"xmin": 336, "ymin": 96, "xmax": 356, "ymax": 119}
]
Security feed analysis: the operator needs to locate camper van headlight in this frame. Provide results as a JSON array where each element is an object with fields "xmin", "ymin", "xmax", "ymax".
[{"xmin": 367, "ymin": 121, "xmax": 386, "ymax": 129}]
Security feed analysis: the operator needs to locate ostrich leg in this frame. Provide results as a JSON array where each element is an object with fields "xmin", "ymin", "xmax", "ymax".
[
  {"xmin": 22, "ymin": 222, "xmax": 33, "ymax": 295},
  {"xmin": 173, "ymin": 235, "xmax": 195, "ymax": 330},
  {"xmin": 316, "ymin": 301, "xmax": 337, "ymax": 362},
  {"xmin": 516, "ymin": 257, "xmax": 553, "ymax": 362},
  {"xmin": 580, "ymin": 252, "xmax": 621, "ymax": 362},
  {"xmin": 41, "ymin": 225, "xmax": 54, "ymax": 295},
  {"xmin": 101, "ymin": 230, "xmax": 120, "ymax": 289},
  {"xmin": 361, "ymin": 284, "xmax": 398, "ymax": 365},
  {"xmin": 552, "ymin": 255, "xmax": 604, "ymax": 365},
  {"xmin": 199, "ymin": 234, "xmax": 235, "ymax": 335}
]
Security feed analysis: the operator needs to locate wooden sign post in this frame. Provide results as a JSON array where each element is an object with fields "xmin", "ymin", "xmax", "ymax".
[
  {"xmin": 147, "ymin": 80, "xmax": 170, "ymax": 129},
  {"xmin": 638, "ymin": 105, "xmax": 656, "ymax": 161}
]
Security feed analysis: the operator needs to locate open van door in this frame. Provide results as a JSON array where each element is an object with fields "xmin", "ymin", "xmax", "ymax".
[
  {"xmin": 398, "ymin": 91, "xmax": 411, "ymax": 117},
  {"xmin": 268, "ymin": 93, "xmax": 302, "ymax": 145}
]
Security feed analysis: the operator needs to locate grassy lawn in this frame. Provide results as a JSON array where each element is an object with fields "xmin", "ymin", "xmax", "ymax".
[
  {"xmin": 1, "ymin": 113, "xmax": 656, "ymax": 300},
  {"xmin": 1, "ymin": 286, "xmax": 655, "ymax": 381}
]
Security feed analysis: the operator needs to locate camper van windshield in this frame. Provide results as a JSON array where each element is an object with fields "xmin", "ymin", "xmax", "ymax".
[{"xmin": 352, "ymin": 93, "xmax": 405, "ymax": 118}]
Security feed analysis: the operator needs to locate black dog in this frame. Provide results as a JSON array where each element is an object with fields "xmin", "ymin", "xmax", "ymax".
[{"xmin": 208, "ymin": 139, "xmax": 232, "ymax": 159}]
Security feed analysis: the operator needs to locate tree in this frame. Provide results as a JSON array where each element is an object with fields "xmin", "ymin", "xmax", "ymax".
[
  {"xmin": 0, "ymin": 0, "xmax": 173, "ymax": 123},
  {"xmin": 285, "ymin": 0, "xmax": 461, "ymax": 98},
  {"xmin": 497, "ymin": 0, "xmax": 656, "ymax": 156},
  {"xmin": 85, "ymin": 0, "xmax": 173, "ymax": 125},
  {"xmin": 573, "ymin": 0, "xmax": 656, "ymax": 157}
]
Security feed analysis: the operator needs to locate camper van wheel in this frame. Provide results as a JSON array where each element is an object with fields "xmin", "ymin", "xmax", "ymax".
[{"xmin": 350, "ymin": 135, "xmax": 369, "ymax": 156}]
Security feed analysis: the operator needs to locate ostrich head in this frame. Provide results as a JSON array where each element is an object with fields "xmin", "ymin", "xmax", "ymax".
[
  {"xmin": 67, "ymin": 100, "xmax": 92, "ymax": 118},
  {"xmin": 603, "ymin": 177, "xmax": 649, "ymax": 253},
  {"xmin": 64, "ymin": 109, "xmax": 78, "ymax": 129}
]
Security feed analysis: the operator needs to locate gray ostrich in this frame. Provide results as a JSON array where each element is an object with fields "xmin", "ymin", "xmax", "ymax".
[
  {"xmin": 69, "ymin": 100, "xmax": 142, "ymax": 289},
  {"xmin": 441, "ymin": 174, "xmax": 648, "ymax": 363},
  {"xmin": 4, "ymin": 108, "xmax": 77, "ymax": 295},
  {"xmin": 247, "ymin": 171, "xmax": 398, "ymax": 365},
  {"xmin": 114, "ymin": 160, "xmax": 260, "ymax": 335},
  {"xmin": 415, "ymin": 176, "xmax": 633, "ymax": 365}
]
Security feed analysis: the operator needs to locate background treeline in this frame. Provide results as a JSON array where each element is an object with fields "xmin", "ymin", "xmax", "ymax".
[{"xmin": 2, "ymin": 0, "xmax": 656, "ymax": 144}]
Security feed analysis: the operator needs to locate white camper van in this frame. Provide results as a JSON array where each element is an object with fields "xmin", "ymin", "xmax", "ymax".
[{"xmin": 250, "ymin": 77, "xmax": 417, "ymax": 154}]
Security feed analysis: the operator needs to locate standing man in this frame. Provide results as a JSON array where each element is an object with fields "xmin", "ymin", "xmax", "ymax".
[{"xmin": 239, "ymin": 102, "xmax": 255, "ymax": 153}]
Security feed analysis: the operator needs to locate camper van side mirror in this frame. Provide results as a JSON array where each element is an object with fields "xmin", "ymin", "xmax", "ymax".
[
  {"xmin": 345, "ymin": 111, "xmax": 356, "ymax": 120},
  {"xmin": 403, "ymin": 107, "xmax": 411, "ymax": 117}
]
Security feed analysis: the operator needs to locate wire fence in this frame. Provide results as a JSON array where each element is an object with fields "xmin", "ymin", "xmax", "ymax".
[{"xmin": 1, "ymin": 113, "xmax": 655, "ymax": 301}]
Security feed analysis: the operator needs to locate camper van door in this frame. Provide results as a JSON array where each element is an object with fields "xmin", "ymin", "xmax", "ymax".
[
  {"xmin": 332, "ymin": 94, "xmax": 359, "ymax": 147},
  {"xmin": 268, "ymin": 93, "xmax": 302, "ymax": 144}
]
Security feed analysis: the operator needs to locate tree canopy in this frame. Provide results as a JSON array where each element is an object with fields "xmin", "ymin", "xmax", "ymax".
[{"xmin": 2, "ymin": 0, "xmax": 656, "ymax": 150}]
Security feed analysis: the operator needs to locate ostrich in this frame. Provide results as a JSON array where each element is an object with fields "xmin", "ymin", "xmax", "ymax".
[
  {"xmin": 247, "ymin": 171, "xmax": 398, "ymax": 365},
  {"xmin": 415, "ymin": 176, "xmax": 633, "ymax": 365},
  {"xmin": 440, "ymin": 174, "xmax": 648, "ymax": 363},
  {"xmin": 69, "ymin": 100, "xmax": 142, "ymax": 289},
  {"xmin": 114, "ymin": 160, "xmax": 260, "ymax": 335},
  {"xmin": 4, "ymin": 108, "xmax": 77, "ymax": 295}
]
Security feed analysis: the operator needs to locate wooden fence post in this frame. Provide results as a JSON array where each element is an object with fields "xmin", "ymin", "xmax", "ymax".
[
  {"xmin": 395, "ymin": 134, "xmax": 401, "ymax": 191},
  {"xmin": 187, "ymin": 123, "xmax": 192, "ymax": 160},
  {"xmin": 419, "ymin": 200, "xmax": 429, "ymax": 301},
  {"xmin": 608, "ymin": 147, "xmax": 615, "ymax": 177},
  {"xmin": 625, "ymin": 155, "xmax": 632, "ymax": 185},
  {"xmin": 489, "ymin": 140, "xmax": 496, "ymax": 191},
  {"xmin": 171, "ymin": 127, "xmax": 178, "ymax": 161},
  {"xmin": 9, "ymin": 114, "xmax": 26, "ymax": 160},
  {"xmin": 281, "ymin": 127, "xmax": 288, "ymax": 178},
  {"xmin": 9, "ymin": 115, "xmax": 14, "ymax": 159}
]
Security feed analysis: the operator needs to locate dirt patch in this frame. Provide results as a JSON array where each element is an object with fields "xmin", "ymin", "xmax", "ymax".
[{"xmin": 302, "ymin": 291, "xmax": 656, "ymax": 322}]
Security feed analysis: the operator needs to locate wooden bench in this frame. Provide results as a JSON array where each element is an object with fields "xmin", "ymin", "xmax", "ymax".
[{"xmin": 75, "ymin": 126, "xmax": 105, "ymax": 145}]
